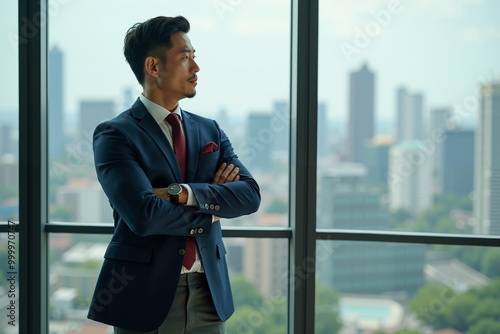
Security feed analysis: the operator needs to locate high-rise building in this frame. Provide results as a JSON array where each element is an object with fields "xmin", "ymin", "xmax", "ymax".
[
  {"xmin": 49, "ymin": 46, "xmax": 66, "ymax": 159},
  {"xmin": 363, "ymin": 135, "xmax": 392, "ymax": 184},
  {"xmin": 317, "ymin": 163, "xmax": 425, "ymax": 295},
  {"xmin": 0, "ymin": 123, "xmax": 13, "ymax": 155},
  {"xmin": 56, "ymin": 179, "xmax": 113, "ymax": 223},
  {"xmin": 272, "ymin": 101, "xmax": 289, "ymax": 154},
  {"xmin": 388, "ymin": 141, "xmax": 433, "ymax": 214},
  {"xmin": 429, "ymin": 107, "xmax": 452, "ymax": 193},
  {"xmin": 317, "ymin": 102, "xmax": 327, "ymax": 158},
  {"xmin": 348, "ymin": 63, "xmax": 375, "ymax": 163},
  {"xmin": 78, "ymin": 100, "xmax": 115, "ymax": 144},
  {"xmin": 474, "ymin": 82, "xmax": 500, "ymax": 235},
  {"xmin": 246, "ymin": 112, "xmax": 273, "ymax": 171},
  {"xmin": 442, "ymin": 130, "xmax": 474, "ymax": 196},
  {"xmin": 395, "ymin": 88, "xmax": 424, "ymax": 143}
]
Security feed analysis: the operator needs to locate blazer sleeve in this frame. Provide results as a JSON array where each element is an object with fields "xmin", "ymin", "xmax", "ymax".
[
  {"xmin": 188, "ymin": 122, "xmax": 261, "ymax": 218},
  {"xmin": 93, "ymin": 121, "xmax": 213, "ymax": 237}
]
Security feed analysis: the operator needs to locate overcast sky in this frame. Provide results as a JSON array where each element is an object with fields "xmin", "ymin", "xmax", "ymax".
[{"xmin": 1, "ymin": 0, "xmax": 499, "ymax": 133}]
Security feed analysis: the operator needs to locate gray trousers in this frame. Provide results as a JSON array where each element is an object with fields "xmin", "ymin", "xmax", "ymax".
[{"xmin": 114, "ymin": 273, "xmax": 225, "ymax": 334}]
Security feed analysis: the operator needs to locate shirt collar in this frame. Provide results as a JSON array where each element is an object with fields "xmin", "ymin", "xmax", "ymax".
[{"xmin": 139, "ymin": 94, "xmax": 182, "ymax": 124}]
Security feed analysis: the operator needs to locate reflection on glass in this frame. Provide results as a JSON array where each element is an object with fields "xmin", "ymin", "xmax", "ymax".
[
  {"xmin": 317, "ymin": 0, "xmax": 500, "ymax": 235},
  {"xmin": 49, "ymin": 235, "xmax": 287, "ymax": 333},
  {"xmin": 47, "ymin": 1, "xmax": 290, "ymax": 227},
  {"xmin": 316, "ymin": 240, "xmax": 500, "ymax": 334},
  {"xmin": 0, "ymin": 2, "xmax": 19, "ymax": 223}
]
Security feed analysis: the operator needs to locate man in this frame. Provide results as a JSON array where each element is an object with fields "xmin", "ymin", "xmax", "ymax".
[{"xmin": 87, "ymin": 16, "xmax": 261, "ymax": 334}]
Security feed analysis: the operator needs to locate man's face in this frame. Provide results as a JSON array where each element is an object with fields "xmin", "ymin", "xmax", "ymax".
[{"xmin": 156, "ymin": 32, "xmax": 199, "ymax": 100}]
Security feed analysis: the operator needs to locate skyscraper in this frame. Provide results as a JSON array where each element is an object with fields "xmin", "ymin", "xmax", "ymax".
[
  {"xmin": 443, "ymin": 130, "xmax": 474, "ymax": 196},
  {"xmin": 317, "ymin": 102, "xmax": 327, "ymax": 158},
  {"xmin": 78, "ymin": 100, "xmax": 115, "ymax": 144},
  {"xmin": 348, "ymin": 63, "xmax": 374, "ymax": 163},
  {"xmin": 474, "ymin": 82, "xmax": 500, "ymax": 235},
  {"xmin": 395, "ymin": 88, "xmax": 424, "ymax": 143},
  {"xmin": 49, "ymin": 46, "xmax": 66, "ymax": 159},
  {"xmin": 317, "ymin": 163, "xmax": 425, "ymax": 295},
  {"xmin": 389, "ymin": 141, "xmax": 433, "ymax": 214},
  {"xmin": 247, "ymin": 112, "xmax": 273, "ymax": 171},
  {"xmin": 429, "ymin": 107, "xmax": 451, "ymax": 193}
]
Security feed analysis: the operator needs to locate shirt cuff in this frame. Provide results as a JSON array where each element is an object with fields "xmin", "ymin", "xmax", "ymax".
[{"xmin": 181, "ymin": 184, "xmax": 196, "ymax": 207}]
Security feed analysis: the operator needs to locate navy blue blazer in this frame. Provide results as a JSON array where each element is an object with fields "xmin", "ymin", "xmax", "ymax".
[{"xmin": 87, "ymin": 99, "xmax": 260, "ymax": 331}]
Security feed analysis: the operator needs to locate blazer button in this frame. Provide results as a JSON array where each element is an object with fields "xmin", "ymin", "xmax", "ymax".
[
  {"xmin": 189, "ymin": 229, "xmax": 195, "ymax": 235},
  {"xmin": 198, "ymin": 228, "xmax": 204, "ymax": 234},
  {"xmin": 204, "ymin": 204, "xmax": 209, "ymax": 209},
  {"xmin": 178, "ymin": 249, "xmax": 185, "ymax": 255},
  {"xmin": 210, "ymin": 204, "xmax": 215, "ymax": 210},
  {"xmin": 214, "ymin": 205, "xmax": 220, "ymax": 211}
]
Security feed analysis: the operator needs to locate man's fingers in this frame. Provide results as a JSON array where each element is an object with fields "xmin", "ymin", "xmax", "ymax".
[
  {"xmin": 211, "ymin": 163, "xmax": 240, "ymax": 184},
  {"xmin": 211, "ymin": 162, "xmax": 227, "ymax": 184}
]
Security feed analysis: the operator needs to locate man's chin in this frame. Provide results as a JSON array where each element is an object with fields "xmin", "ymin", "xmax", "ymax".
[{"xmin": 186, "ymin": 91, "xmax": 196, "ymax": 99}]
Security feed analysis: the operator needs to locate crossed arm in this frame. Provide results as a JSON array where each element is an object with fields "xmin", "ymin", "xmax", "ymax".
[{"xmin": 153, "ymin": 162, "xmax": 240, "ymax": 220}]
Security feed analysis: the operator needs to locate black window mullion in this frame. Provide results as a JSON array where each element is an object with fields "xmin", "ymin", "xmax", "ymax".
[
  {"xmin": 289, "ymin": 0, "xmax": 319, "ymax": 333},
  {"xmin": 19, "ymin": 0, "xmax": 49, "ymax": 333}
]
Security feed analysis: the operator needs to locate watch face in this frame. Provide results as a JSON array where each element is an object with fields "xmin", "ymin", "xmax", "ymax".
[{"xmin": 167, "ymin": 183, "xmax": 182, "ymax": 195}]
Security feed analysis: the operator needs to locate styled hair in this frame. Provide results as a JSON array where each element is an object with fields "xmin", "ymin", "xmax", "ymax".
[{"xmin": 123, "ymin": 16, "xmax": 190, "ymax": 85}]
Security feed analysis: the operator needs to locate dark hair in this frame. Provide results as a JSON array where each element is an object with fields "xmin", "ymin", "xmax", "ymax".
[{"xmin": 123, "ymin": 16, "xmax": 190, "ymax": 85}]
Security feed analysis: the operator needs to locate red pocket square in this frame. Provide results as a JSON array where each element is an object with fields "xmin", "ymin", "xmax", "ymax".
[{"xmin": 201, "ymin": 142, "xmax": 218, "ymax": 154}]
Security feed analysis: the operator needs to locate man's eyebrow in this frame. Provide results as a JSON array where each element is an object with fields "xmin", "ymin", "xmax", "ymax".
[{"xmin": 179, "ymin": 48, "xmax": 195, "ymax": 54}]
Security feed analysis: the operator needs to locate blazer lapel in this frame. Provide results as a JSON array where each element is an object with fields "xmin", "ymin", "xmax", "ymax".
[
  {"xmin": 131, "ymin": 99, "xmax": 183, "ymax": 182},
  {"xmin": 182, "ymin": 110, "xmax": 199, "ymax": 182}
]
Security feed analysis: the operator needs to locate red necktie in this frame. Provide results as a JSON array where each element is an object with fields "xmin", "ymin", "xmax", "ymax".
[{"xmin": 166, "ymin": 113, "xmax": 196, "ymax": 269}]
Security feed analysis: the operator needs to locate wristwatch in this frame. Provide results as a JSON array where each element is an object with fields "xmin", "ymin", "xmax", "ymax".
[{"xmin": 167, "ymin": 183, "xmax": 182, "ymax": 204}]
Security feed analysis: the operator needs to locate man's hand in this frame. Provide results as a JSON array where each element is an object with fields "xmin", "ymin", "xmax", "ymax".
[
  {"xmin": 211, "ymin": 162, "xmax": 240, "ymax": 184},
  {"xmin": 211, "ymin": 163, "xmax": 240, "ymax": 221}
]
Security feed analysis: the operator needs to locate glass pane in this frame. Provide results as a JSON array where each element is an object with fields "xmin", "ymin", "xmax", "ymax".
[
  {"xmin": 0, "ymin": 1, "xmax": 19, "ymax": 223},
  {"xmin": 48, "ymin": 0, "xmax": 290, "ymax": 227},
  {"xmin": 49, "ymin": 235, "xmax": 287, "ymax": 333},
  {"xmin": 317, "ymin": 1, "xmax": 500, "ymax": 235},
  {"xmin": 316, "ymin": 240, "xmax": 500, "ymax": 334}
]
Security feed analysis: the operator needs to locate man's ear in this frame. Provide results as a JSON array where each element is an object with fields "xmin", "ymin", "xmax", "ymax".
[{"xmin": 144, "ymin": 56, "xmax": 159, "ymax": 78}]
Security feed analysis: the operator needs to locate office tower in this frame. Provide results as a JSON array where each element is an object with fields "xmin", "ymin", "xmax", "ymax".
[
  {"xmin": 78, "ymin": 100, "xmax": 115, "ymax": 144},
  {"xmin": 49, "ymin": 46, "xmax": 66, "ymax": 159},
  {"xmin": 244, "ymin": 238, "xmax": 288, "ymax": 298},
  {"xmin": 363, "ymin": 135, "xmax": 392, "ymax": 184},
  {"xmin": 317, "ymin": 102, "xmax": 327, "ymax": 158},
  {"xmin": 272, "ymin": 101, "xmax": 289, "ymax": 154},
  {"xmin": 474, "ymin": 82, "xmax": 500, "ymax": 235},
  {"xmin": 388, "ymin": 141, "xmax": 433, "ymax": 214},
  {"xmin": 348, "ymin": 63, "xmax": 375, "ymax": 163},
  {"xmin": 395, "ymin": 88, "xmax": 424, "ymax": 143},
  {"xmin": 0, "ymin": 123, "xmax": 13, "ymax": 155},
  {"xmin": 429, "ymin": 107, "xmax": 451, "ymax": 193},
  {"xmin": 56, "ymin": 179, "xmax": 113, "ymax": 223},
  {"xmin": 246, "ymin": 112, "xmax": 273, "ymax": 171},
  {"xmin": 442, "ymin": 130, "xmax": 474, "ymax": 196},
  {"xmin": 317, "ymin": 163, "xmax": 425, "ymax": 295}
]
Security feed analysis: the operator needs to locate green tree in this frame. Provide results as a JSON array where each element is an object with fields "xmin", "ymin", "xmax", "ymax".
[
  {"xmin": 230, "ymin": 275, "xmax": 264, "ymax": 309},
  {"xmin": 389, "ymin": 208, "xmax": 413, "ymax": 230},
  {"xmin": 409, "ymin": 284, "xmax": 456, "ymax": 329},
  {"xmin": 442, "ymin": 293, "xmax": 479, "ymax": 332},
  {"xmin": 466, "ymin": 318, "xmax": 500, "ymax": 334},
  {"xmin": 315, "ymin": 283, "xmax": 342, "ymax": 334},
  {"xmin": 481, "ymin": 248, "xmax": 500, "ymax": 278}
]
